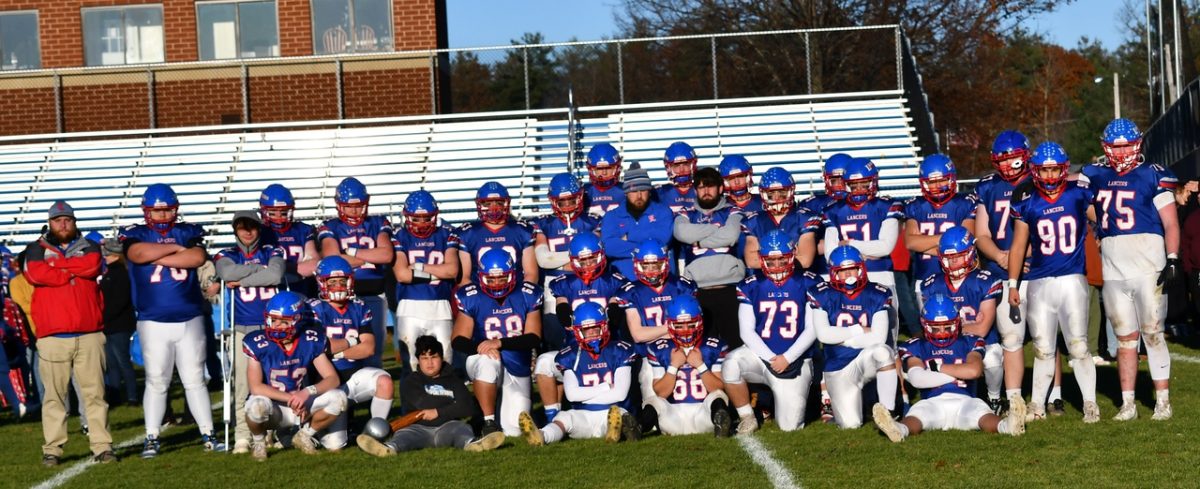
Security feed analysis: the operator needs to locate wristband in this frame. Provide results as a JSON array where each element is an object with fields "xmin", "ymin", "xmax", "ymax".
[
  {"xmin": 306, "ymin": 385, "xmax": 318, "ymax": 395},
  {"xmin": 695, "ymin": 364, "xmax": 709, "ymax": 375},
  {"xmin": 333, "ymin": 351, "xmax": 345, "ymax": 360},
  {"xmin": 1007, "ymin": 279, "xmax": 1018, "ymax": 289},
  {"xmin": 666, "ymin": 366, "xmax": 680, "ymax": 377},
  {"xmin": 414, "ymin": 262, "xmax": 425, "ymax": 272},
  {"xmin": 346, "ymin": 248, "xmax": 358, "ymax": 257},
  {"xmin": 346, "ymin": 336, "xmax": 360, "ymax": 347},
  {"xmin": 1167, "ymin": 253, "xmax": 1179, "ymax": 259}
]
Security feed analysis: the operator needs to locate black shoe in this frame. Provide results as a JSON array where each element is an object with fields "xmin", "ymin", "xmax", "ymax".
[
  {"xmin": 481, "ymin": 419, "xmax": 501, "ymax": 436},
  {"xmin": 1048, "ymin": 399, "xmax": 1065, "ymax": 417},
  {"xmin": 619, "ymin": 412, "xmax": 641, "ymax": 442},
  {"xmin": 92, "ymin": 450, "xmax": 117, "ymax": 463},
  {"xmin": 988, "ymin": 397, "xmax": 1005, "ymax": 416},
  {"xmin": 42, "ymin": 454, "xmax": 59, "ymax": 467},
  {"xmin": 638, "ymin": 405, "xmax": 659, "ymax": 434},
  {"xmin": 711, "ymin": 408, "xmax": 732, "ymax": 437},
  {"xmin": 81, "ymin": 424, "xmax": 89, "ymax": 436}
]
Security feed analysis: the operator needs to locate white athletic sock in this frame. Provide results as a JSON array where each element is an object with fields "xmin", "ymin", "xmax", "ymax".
[
  {"xmin": 997, "ymin": 419, "xmax": 1011, "ymax": 434},
  {"xmin": 876, "ymin": 371, "xmax": 898, "ymax": 411},
  {"xmin": 1006, "ymin": 388, "xmax": 1022, "ymax": 400},
  {"xmin": 1121, "ymin": 391, "xmax": 1135, "ymax": 404},
  {"xmin": 1048, "ymin": 385, "xmax": 1062, "ymax": 402},
  {"xmin": 542, "ymin": 423, "xmax": 564, "ymax": 444},
  {"xmin": 896, "ymin": 422, "xmax": 909, "ymax": 439},
  {"xmin": 1068, "ymin": 356, "xmax": 1097, "ymax": 403},
  {"xmin": 985, "ymin": 365, "xmax": 1003, "ymax": 400},
  {"xmin": 736, "ymin": 405, "xmax": 754, "ymax": 418},
  {"xmin": 300, "ymin": 425, "xmax": 316, "ymax": 436},
  {"xmin": 1030, "ymin": 356, "xmax": 1054, "ymax": 405},
  {"xmin": 252, "ymin": 434, "xmax": 266, "ymax": 442},
  {"xmin": 484, "ymin": 414, "xmax": 495, "ymax": 422},
  {"xmin": 1157, "ymin": 389, "xmax": 1169, "ymax": 402},
  {"xmin": 370, "ymin": 397, "xmax": 392, "ymax": 419},
  {"xmin": 544, "ymin": 403, "xmax": 560, "ymax": 412}
]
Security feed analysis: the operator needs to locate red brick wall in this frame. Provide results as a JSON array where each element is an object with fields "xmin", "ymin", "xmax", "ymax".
[
  {"xmin": 249, "ymin": 72, "xmax": 339, "ymax": 123},
  {"xmin": 344, "ymin": 66, "xmax": 432, "ymax": 118},
  {"xmin": 156, "ymin": 76, "xmax": 244, "ymax": 127},
  {"xmin": 0, "ymin": 86, "xmax": 56, "ymax": 135},
  {"xmin": 62, "ymin": 82, "xmax": 149, "ymax": 132}
]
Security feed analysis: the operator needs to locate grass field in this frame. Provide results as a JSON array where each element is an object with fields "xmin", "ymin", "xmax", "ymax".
[{"xmin": 6, "ymin": 337, "xmax": 1200, "ymax": 489}]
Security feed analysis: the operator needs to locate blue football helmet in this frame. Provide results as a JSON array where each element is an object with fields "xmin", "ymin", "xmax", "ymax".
[
  {"xmin": 829, "ymin": 245, "xmax": 867, "ymax": 295},
  {"xmin": 759, "ymin": 229, "xmax": 795, "ymax": 284},
  {"xmin": 937, "ymin": 225, "xmax": 976, "ymax": 280},
  {"xmin": 1101, "ymin": 118, "xmax": 1143, "ymax": 173},
  {"xmin": 665, "ymin": 295, "xmax": 704, "ymax": 349},
  {"xmin": 316, "ymin": 256, "xmax": 355, "ymax": 302},
  {"xmin": 548, "ymin": 172, "xmax": 584, "ymax": 221},
  {"xmin": 1030, "ymin": 142, "xmax": 1070, "ymax": 195},
  {"xmin": 758, "ymin": 167, "xmax": 795, "ymax": 213},
  {"xmin": 990, "ymin": 130, "xmax": 1030, "ymax": 183},
  {"xmin": 921, "ymin": 293, "xmax": 961, "ymax": 348},
  {"xmin": 823, "ymin": 153, "xmax": 853, "ymax": 200},
  {"xmin": 663, "ymin": 141, "xmax": 697, "ymax": 186},
  {"xmin": 572, "ymin": 301, "xmax": 610, "ymax": 355},
  {"xmin": 843, "ymin": 158, "xmax": 878, "ymax": 207},
  {"xmin": 633, "ymin": 238, "xmax": 670, "ymax": 288},
  {"xmin": 477, "ymin": 248, "xmax": 516, "ymax": 298},
  {"xmin": 718, "ymin": 155, "xmax": 753, "ymax": 197},
  {"xmin": 476, "ymin": 181, "xmax": 511, "ymax": 225},
  {"xmin": 141, "ymin": 183, "xmax": 179, "ymax": 232},
  {"xmin": 335, "ymin": 177, "xmax": 370, "ymax": 226},
  {"xmin": 568, "ymin": 233, "xmax": 606, "ymax": 284},
  {"xmin": 918, "ymin": 154, "xmax": 957, "ymax": 205},
  {"xmin": 264, "ymin": 291, "xmax": 307, "ymax": 343},
  {"xmin": 586, "ymin": 143, "xmax": 623, "ymax": 189},
  {"xmin": 403, "ymin": 190, "xmax": 439, "ymax": 238},
  {"xmin": 258, "ymin": 184, "xmax": 295, "ymax": 232}
]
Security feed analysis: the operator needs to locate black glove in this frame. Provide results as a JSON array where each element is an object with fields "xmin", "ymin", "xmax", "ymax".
[
  {"xmin": 1158, "ymin": 257, "xmax": 1182, "ymax": 287},
  {"xmin": 1009, "ymin": 303, "xmax": 1022, "ymax": 324},
  {"xmin": 924, "ymin": 358, "xmax": 940, "ymax": 373}
]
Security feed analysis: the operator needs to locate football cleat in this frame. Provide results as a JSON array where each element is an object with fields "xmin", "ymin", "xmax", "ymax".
[
  {"xmin": 1113, "ymin": 402, "xmax": 1138, "ymax": 421},
  {"xmin": 518, "ymin": 411, "xmax": 544, "ymax": 447},
  {"xmin": 736, "ymin": 413, "xmax": 759, "ymax": 435},
  {"xmin": 201, "ymin": 432, "xmax": 227, "ymax": 452},
  {"xmin": 1048, "ymin": 399, "xmax": 1066, "ymax": 417},
  {"xmin": 292, "ymin": 430, "xmax": 319, "ymax": 454},
  {"xmin": 873, "ymin": 403, "xmax": 904, "ymax": 443},
  {"xmin": 481, "ymin": 418, "xmax": 502, "ymax": 437},
  {"xmin": 1152, "ymin": 399, "xmax": 1172, "ymax": 421},
  {"xmin": 820, "ymin": 398, "xmax": 835, "ymax": 424},
  {"xmin": 619, "ymin": 411, "xmax": 641, "ymax": 442},
  {"xmin": 141, "ymin": 435, "xmax": 161, "ymax": 459},
  {"xmin": 712, "ymin": 408, "xmax": 733, "ymax": 438},
  {"xmin": 1006, "ymin": 396, "xmax": 1027, "ymax": 436},
  {"xmin": 464, "ymin": 432, "xmax": 506, "ymax": 452},
  {"xmin": 604, "ymin": 406, "xmax": 623, "ymax": 443},
  {"xmin": 250, "ymin": 439, "xmax": 268, "ymax": 462},
  {"xmin": 988, "ymin": 397, "xmax": 1005, "ymax": 417},
  {"xmin": 1025, "ymin": 402, "xmax": 1046, "ymax": 422},
  {"xmin": 232, "ymin": 438, "xmax": 251, "ymax": 455},
  {"xmin": 1082, "ymin": 401, "xmax": 1101, "ymax": 424},
  {"xmin": 356, "ymin": 433, "xmax": 396, "ymax": 457}
]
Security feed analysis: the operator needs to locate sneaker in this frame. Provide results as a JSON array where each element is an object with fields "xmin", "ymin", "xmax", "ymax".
[
  {"xmin": 1025, "ymin": 402, "xmax": 1046, "ymax": 422},
  {"xmin": 1048, "ymin": 399, "xmax": 1065, "ymax": 417},
  {"xmin": 250, "ymin": 440, "xmax": 268, "ymax": 462},
  {"xmin": 481, "ymin": 419, "xmax": 502, "ymax": 437},
  {"xmin": 1113, "ymin": 402, "xmax": 1138, "ymax": 421},
  {"xmin": 92, "ymin": 450, "xmax": 117, "ymax": 463},
  {"xmin": 42, "ymin": 454, "xmax": 59, "ymax": 467},
  {"xmin": 232, "ymin": 439, "xmax": 251, "ymax": 455},
  {"xmin": 201, "ymin": 432, "xmax": 227, "ymax": 452},
  {"xmin": 736, "ymin": 413, "xmax": 758, "ymax": 435},
  {"xmin": 518, "ymin": 411, "xmax": 544, "ymax": 446},
  {"xmin": 464, "ymin": 431, "xmax": 506, "ymax": 452},
  {"xmin": 872, "ymin": 403, "xmax": 904, "ymax": 443},
  {"xmin": 987, "ymin": 397, "xmax": 1004, "ymax": 416},
  {"xmin": 356, "ymin": 433, "xmax": 395, "ymax": 457},
  {"xmin": 1082, "ymin": 401, "xmax": 1100, "ymax": 424},
  {"xmin": 292, "ymin": 430, "xmax": 318, "ymax": 455},
  {"xmin": 1006, "ymin": 396, "xmax": 1026, "ymax": 436},
  {"xmin": 141, "ymin": 435, "xmax": 161, "ymax": 459},
  {"xmin": 604, "ymin": 406, "xmax": 623, "ymax": 443},
  {"xmin": 1152, "ymin": 399, "xmax": 1172, "ymax": 421},
  {"xmin": 81, "ymin": 424, "xmax": 89, "ymax": 436},
  {"xmin": 1091, "ymin": 355, "xmax": 1112, "ymax": 366},
  {"xmin": 711, "ymin": 408, "xmax": 732, "ymax": 437},
  {"xmin": 820, "ymin": 398, "xmax": 835, "ymax": 424},
  {"xmin": 619, "ymin": 411, "xmax": 641, "ymax": 442}
]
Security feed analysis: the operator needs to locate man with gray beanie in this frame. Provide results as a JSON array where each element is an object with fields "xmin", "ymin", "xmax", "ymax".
[{"xmin": 601, "ymin": 162, "xmax": 677, "ymax": 278}]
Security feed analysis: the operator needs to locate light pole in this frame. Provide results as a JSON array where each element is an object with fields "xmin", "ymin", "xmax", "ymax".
[{"xmin": 1095, "ymin": 72, "xmax": 1121, "ymax": 119}]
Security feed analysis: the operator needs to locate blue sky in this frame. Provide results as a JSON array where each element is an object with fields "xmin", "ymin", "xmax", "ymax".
[{"xmin": 445, "ymin": 0, "xmax": 1130, "ymax": 50}]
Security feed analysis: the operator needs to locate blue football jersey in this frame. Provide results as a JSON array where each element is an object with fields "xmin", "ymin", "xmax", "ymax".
[
  {"xmin": 617, "ymin": 276, "xmax": 698, "ymax": 344},
  {"xmin": 309, "ymin": 298, "xmax": 373, "ymax": 372},
  {"xmin": 549, "ymin": 271, "xmax": 630, "ymax": 347},
  {"xmin": 555, "ymin": 340, "xmax": 638, "ymax": 410},
  {"xmin": 920, "ymin": 270, "xmax": 1002, "ymax": 344},
  {"xmin": 806, "ymin": 281, "xmax": 893, "ymax": 372},
  {"xmin": 899, "ymin": 334, "xmax": 986, "ymax": 399},
  {"xmin": 392, "ymin": 223, "xmax": 456, "ymax": 302},
  {"xmin": 1011, "ymin": 181, "xmax": 1092, "ymax": 280},
  {"xmin": 214, "ymin": 244, "xmax": 285, "ymax": 326},
  {"xmin": 903, "ymin": 194, "xmax": 979, "ymax": 282},
  {"xmin": 644, "ymin": 336, "xmax": 727, "ymax": 404},
  {"xmin": 727, "ymin": 195, "xmax": 765, "ymax": 214},
  {"xmin": 531, "ymin": 213, "xmax": 601, "ymax": 278},
  {"xmin": 584, "ymin": 183, "xmax": 624, "ymax": 216},
  {"xmin": 821, "ymin": 198, "xmax": 905, "ymax": 273},
  {"xmin": 316, "ymin": 215, "xmax": 393, "ymax": 284},
  {"xmin": 1083, "ymin": 161, "xmax": 1178, "ymax": 239},
  {"xmin": 260, "ymin": 221, "xmax": 318, "ymax": 296},
  {"xmin": 243, "ymin": 327, "xmax": 328, "ymax": 393},
  {"xmin": 655, "ymin": 184, "xmax": 696, "ymax": 213},
  {"xmin": 736, "ymin": 272, "xmax": 822, "ymax": 363},
  {"xmin": 119, "ymin": 223, "xmax": 207, "ymax": 322},
  {"xmin": 742, "ymin": 207, "xmax": 823, "ymax": 274},
  {"xmin": 972, "ymin": 173, "xmax": 1030, "ymax": 275},
  {"xmin": 798, "ymin": 193, "xmax": 837, "ymax": 215},
  {"xmin": 455, "ymin": 281, "xmax": 544, "ymax": 376},
  {"xmin": 677, "ymin": 206, "xmax": 745, "ymax": 265},
  {"xmin": 452, "ymin": 219, "xmax": 536, "ymax": 283}
]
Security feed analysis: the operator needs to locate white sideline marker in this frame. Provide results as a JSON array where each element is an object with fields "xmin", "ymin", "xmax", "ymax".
[
  {"xmin": 32, "ymin": 435, "xmax": 145, "ymax": 489},
  {"xmin": 737, "ymin": 434, "xmax": 801, "ymax": 489},
  {"xmin": 1170, "ymin": 352, "xmax": 1200, "ymax": 364}
]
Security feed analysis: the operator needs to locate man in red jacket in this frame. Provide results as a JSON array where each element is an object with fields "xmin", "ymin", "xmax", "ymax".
[{"xmin": 23, "ymin": 201, "xmax": 113, "ymax": 466}]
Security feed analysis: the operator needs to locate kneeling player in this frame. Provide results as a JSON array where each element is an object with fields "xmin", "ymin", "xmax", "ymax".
[
  {"xmin": 644, "ymin": 296, "xmax": 731, "ymax": 436},
  {"xmin": 724, "ymin": 230, "xmax": 821, "ymax": 433},
  {"xmin": 873, "ymin": 295, "xmax": 1026, "ymax": 442},
  {"xmin": 519, "ymin": 302, "xmax": 639, "ymax": 445},
  {"xmin": 243, "ymin": 292, "xmax": 347, "ymax": 460},
  {"xmin": 310, "ymin": 256, "xmax": 394, "ymax": 449}
]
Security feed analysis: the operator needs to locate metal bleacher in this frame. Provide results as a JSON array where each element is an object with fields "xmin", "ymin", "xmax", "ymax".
[{"xmin": 0, "ymin": 91, "xmax": 921, "ymax": 249}]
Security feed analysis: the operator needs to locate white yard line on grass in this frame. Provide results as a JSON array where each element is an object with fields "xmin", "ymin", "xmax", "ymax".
[
  {"xmin": 1170, "ymin": 352, "xmax": 1200, "ymax": 364},
  {"xmin": 32, "ymin": 435, "xmax": 145, "ymax": 489},
  {"xmin": 737, "ymin": 435, "xmax": 801, "ymax": 489}
]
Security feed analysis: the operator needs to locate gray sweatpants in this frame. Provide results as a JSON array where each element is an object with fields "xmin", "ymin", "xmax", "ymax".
[{"xmin": 385, "ymin": 420, "xmax": 474, "ymax": 452}]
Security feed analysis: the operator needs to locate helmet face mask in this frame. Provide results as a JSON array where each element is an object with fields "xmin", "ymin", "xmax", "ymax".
[
  {"xmin": 761, "ymin": 253, "xmax": 795, "ymax": 284},
  {"xmin": 920, "ymin": 174, "xmax": 957, "ymax": 205},
  {"xmin": 1032, "ymin": 163, "xmax": 1068, "ymax": 195},
  {"xmin": 845, "ymin": 177, "xmax": 877, "ymax": 206},
  {"xmin": 477, "ymin": 248, "xmax": 517, "ymax": 299},
  {"xmin": 405, "ymin": 211, "xmax": 436, "ymax": 238},
  {"xmin": 259, "ymin": 184, "xmax": 296, "ymax": 232},
  {"xmin": 337, "ymin": 201, "xmax": 368, "ymax": 226},
  {"xmin": 263, "ymin": 291, "xmax": 306, "ymax": 344},
  {"xmin": 144, "ymin": 206, "xmax": 178, "ymax": 232},
  {"xmin": 831, "ymin": 263, "xmax": 866, "ymax": 294},
  {"xmin": 991, "ymin": 151, "xmax": 1029, "ymax": 183},
  {"xmin": 723, "ymin": 171, "xmax": 751, "ymax": 197},
  {"xmin": 939, "ymin": 249, "xmax": 976, "ymax": 280},
  {"xmin": 570, "ymin": 250, "xmax": 605, "ymax": 283},
  {"xmin": 922, "ymin": 317, "xmax": 960, "ymax": 348},
  {"xmin": 762, "ymin": 187, "xmax": 793, "ymax": 214},
  {"xmin": 335, "ymin": 178, "xmax": 370, "ymax": 226},
  {"xmin": 634, "ymin": 258, "xmax": 668, "ymax": 288},
  {"xmin": 663, "ymin": 141, "xmax": 697, "ymax": 187},
  {"xmin": 575, "ymin": 318, "xmax": 610, "ymax": 354},
  {"xmin": 668, "ymin": 316, "xmax": 702, "ymax": 349},
  {"xmin": 551, "ymin": 193, "xmax": 583, "ymax": 221},
  {"xmin": 317, "ymin": 256, "xmax": 355, "ymax": 303},
  {"xmin": 586, "ymin": 143, "xmax": 623, "ymax": 189},
  {"xmin": 265, "ymin": 314, "xmax": 299, "ymax": 343},
  {"xmin": 261, "ymin": 206, "xmax": 294, "ymax": 231},
  {"xmin": 1101, "ymin": 118, "xmax": 1144, "ymax": 173}
]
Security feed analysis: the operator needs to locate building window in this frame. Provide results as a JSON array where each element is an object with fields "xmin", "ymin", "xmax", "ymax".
[
  {"xmin": 197, "ymin": 1, "xmax": 279, "ymax": 60},
  {"xmin": 0, "ymin": 11, "xmax": 40, "ymax": 70},
  {"xmin": 311, "ymin": 0, "xmax": 392, "ymax": 55},
  {"xmin": 82, "ymin": 5, "xmax": 164, "ymax": 66}
]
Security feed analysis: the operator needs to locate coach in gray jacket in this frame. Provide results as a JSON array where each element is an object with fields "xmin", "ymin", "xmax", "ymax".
[{"xmin": 673, "ymin": 167, "xmax": 747, "ymax": 347}]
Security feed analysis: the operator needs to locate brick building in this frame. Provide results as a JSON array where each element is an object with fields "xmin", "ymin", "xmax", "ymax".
[{"xmin": 0, "ymin": 0, "xmax": 449, "ymax": 136}]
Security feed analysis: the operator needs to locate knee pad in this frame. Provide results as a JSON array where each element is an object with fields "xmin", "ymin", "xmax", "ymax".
[
  {"xmin": 246, "ymin": 396, "xmax": 271, "ymax": 423},
  {"xmin": 1066, "ymin": 337, "xmax": 1090, "ymax": 361},
  {"xmin": 1117, "ymin": 333, "xmax": 1140, "ymax": 350},
  {"xmin": 870, "ymin": 345, "xmax": 894, "ymax": 368},
  {"xmin": 322, "ymin": 391, "xmax": 349, "ymax": 416},
  {"xmin": 1000, "ymin": 332, "xmax": 1024, "ymax": 352},
  {"xmin": 983, "ymin": 346, "xmax": 1004, "ymax": 369},
  {"xmin": 469, "ymin": 356, "xmax": 502, "ymax": 384},
  {"xmin": 534, "ymin": 352, "xmax": 558, "ymax": 378}
]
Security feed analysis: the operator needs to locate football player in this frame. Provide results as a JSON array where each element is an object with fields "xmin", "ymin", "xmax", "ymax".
[
  {"xmin": 583, "ymin": 143, "xmax": 624, "ymax": 216},
  {"xmin": 904, "ymin": 154, "xmax": 978, "ymax": 293},
  {"xmin": 258, "ymin": 183, "xmax": 319, "ymax": 296},
  {"xmin": 451, "ymin": 249, "xmax": 543, "ymax": 436},
  {"xmin": 798, "ymin": 153, "xmax": 852, "ymax": 215},
  {"xmin": 519, "ymin": 302, "xmax": 639, "ymax": 445},
  {"xmin": 822, "ymin": 158, "xmax": 904, "ymax": 315},
  {"xmin": 392, "ymin": 190, "xmax": 459, "ymax": 369},
  {"xmin": 317, "ymin": 177, "xmax": 392, "ymax": 368},
  {"xmin": 656, "ymin": 141, "xmax": 698, "ymax": 212},
  {"xmin": 532, "ymin": 173, "xmax": 602, "ymax": 351},
  {"xmin": 1008, "ymin": 142, "xmax": 1099, "ymax": 423},
  {"xmin": 810, "ymin": 245, "xmax": 898, "ymax": 429},
  {"xmin": 873, "ymin": 295, "xmax": 1026, "ymax": 442},
  {"xmin": 724, "ymin": 230, "xmax": 822, "ymax": 433},
  {"xmin": 119, "ymin": 183, "xmax": 221, "ymax": 457},
  {"xmin": 718, "ymin": 155, "xmax": 763, "ymax": 213},
  {"xmin": 1083, "ymin": 118, "xmax": 1179, "ymax": 420},
  {"xmin": 309, "ymin": 256, "xmax": 394, "ymax": 449},
  {"xmin": 242, "ymin": 292, "xmax": 346, "ymax": 460},
  {"xmin": 920, "ymin": 227, "xmax": 1004, "ymax": 412},
  {"xmin": 742, "ymin": 167, "xmax": 821, "ymax": 272},
  {"xmin": 617, "ymin": 239, "xmax": 698, "ymax": 401},
  {"xmin": 643, "ymin": 296, "xmax": 731, "ymax": 436},
  {"xmin": 454, "ymin": 181, "xmax": 538, "ymax": 286}
]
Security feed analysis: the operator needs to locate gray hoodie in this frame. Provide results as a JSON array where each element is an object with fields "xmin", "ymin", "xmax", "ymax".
[{"xmin": 672, "ymin": 198, "xmax": 746, "ymax": 288}]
